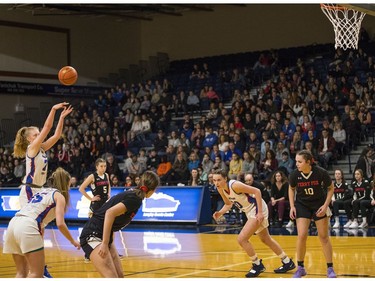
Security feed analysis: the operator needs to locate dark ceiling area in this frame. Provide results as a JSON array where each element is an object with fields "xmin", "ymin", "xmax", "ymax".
[{"xmin": 6, "ymin": 4, "xmax": 246, "ymax": 22}]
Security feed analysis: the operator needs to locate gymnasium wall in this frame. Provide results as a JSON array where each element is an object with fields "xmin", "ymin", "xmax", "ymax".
[
  {"xmin": 139, "ymin": 4, "xmax": 375, "ymax": 60},
  {"xmin": 0, "ymin": 4, "xmax": 375, "ymax": 120}
]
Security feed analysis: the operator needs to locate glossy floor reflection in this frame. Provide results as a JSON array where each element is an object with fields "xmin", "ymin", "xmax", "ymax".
[{"xmin": 0, "ymin": 223, "xmax": 374, "ymax": 278}]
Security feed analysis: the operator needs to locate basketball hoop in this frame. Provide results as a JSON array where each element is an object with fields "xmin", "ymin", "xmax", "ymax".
[{"xmin": 321, "ymin": 3, "xmax": 366, "ymax": 50}]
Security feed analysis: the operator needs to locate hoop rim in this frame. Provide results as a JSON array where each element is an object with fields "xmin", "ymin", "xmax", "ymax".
[{"xmin": 320, "ymin": 3, "xmax": 347, "ymax": 11}]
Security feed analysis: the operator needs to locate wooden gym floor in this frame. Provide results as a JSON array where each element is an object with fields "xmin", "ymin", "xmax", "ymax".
[{"xmin": 0, "ymin": 223, "xmax": 374, "ymax": 278}]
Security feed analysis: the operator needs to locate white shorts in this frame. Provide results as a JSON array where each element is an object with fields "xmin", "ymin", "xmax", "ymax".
[
  {"xmin": 19, "ymin": 185, "xmax": 42, "ymax": 208},
  {"xmin": 3, "ymin": 216, "xmax": 43, "ymax": 255},
  {"xmin": 245, "ymin": 200, "xmax": 269, "ymax": 234}
]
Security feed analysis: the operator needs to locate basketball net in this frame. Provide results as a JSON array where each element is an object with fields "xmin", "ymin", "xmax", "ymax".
[{"xmin": 321, "ymin": 3, "xmax": 366, "ymax": 50}]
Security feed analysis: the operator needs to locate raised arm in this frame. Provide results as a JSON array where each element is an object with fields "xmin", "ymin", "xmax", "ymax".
[
  {"xmin": 42, "ymin": 105, "xmax": 73, "ymax": 151},
  {"xmin": 28, "ymin": 102, "xmax": 69, "ymax": 157}
]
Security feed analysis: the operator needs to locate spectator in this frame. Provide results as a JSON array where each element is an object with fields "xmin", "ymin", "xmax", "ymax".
[
  {"xmin": 157, "ymin": 155, "xmax": 172, "ymax": 184},
  {"xmin": 202, "ymin": 127, "xmax": 218, "ymax": 149},
  {"xmin": 317, "ymin": 129, "xmax": 336, "ymax": 169},
  {"xmin": 228, "ymin": 152, "xmax": 243, "ymax": 180},
  {"xmin": 186, "ymin": 91, "xmax": 201, "ymax": 114},
  {"xmin": 278, "ymin": 151, "xmax": 294, "ymax": 175},
  {"xmin": 268, "ymin": 171, "xmax": 289, "ymax": 227},
  {"xmin": 354, "ymin": 146, "xmax": 374, "ymax": 181}
]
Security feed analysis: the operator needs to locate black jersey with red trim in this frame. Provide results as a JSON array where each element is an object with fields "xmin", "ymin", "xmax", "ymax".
[
  {"xmin": 81, "ymin": 190, "xmax": 142, "ymax": 241},
  {"xmin": 333, "ymin": 181, "xmax": 352, "ymax": 200},
  {"xmin": 289, "ymin": 165, "xmax": 332, "ymax": 207},
  {"xmin": 351, "ymin": 179, "xmax": 371, "ymax": 200},
  {"xmin": 91, "ymin": 172, "xmax": 110, "ymax": 200}
]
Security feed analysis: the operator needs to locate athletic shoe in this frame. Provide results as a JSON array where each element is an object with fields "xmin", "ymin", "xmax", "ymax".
[
  {"xmin": 358, "ymin": 221, "xmax": 368, "ymax": 228},
  {"xmin": 119, "ymin": 254, "xmax": 124, "ymax": 260},
  {"xmin": 293, "ymin": 266, "xmax": 307, "ymax": 278},
  {"xmin": 274, "ymin": 259, "xmax": 296, "ymax": 273},
  {"xmin": 245, "ymin": 259, "xmax": 266, "ymax": 278},
  {"xmin": 327, "ymin": 267, "xmax": 337, "ymax": 278},
  {"xmin": 43, "ymin": 265, "xmax": 53, "ymax": 278},
  {"xmin": 286, "ymin": 220, "xmax": 294, "ymax": 228},
  {"xmin": 332, "ymin": 221, "xmax": 340, "ymax": 228},
  {"xmin": 343, "ymin": 220, "xmax": 353, "ymax": 228},
  {"xmin": 84, "ymin": 257, "xmax": 90, "ymax": 263},
  {"xmin": 349, "ymin": 221, "xmax": 359, "ymax": 228}
]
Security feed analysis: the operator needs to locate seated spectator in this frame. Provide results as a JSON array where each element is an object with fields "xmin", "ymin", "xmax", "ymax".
[
  {"xmin": 278, "ymin": 151, "xmax": 294, "ymax": 175},
  {"xmin": 289, "ymin": 131, "xmax": 304, "ymax": 159},
  {"xmin": 244, "ymin": 173, "xmax": 270, "ymax": 204},
  {"xmin": 188, "ymin": 152, "xmax": 200, "ymax": 173},
  {"xmin": 317, "ymin": 128, "xmax": 336, "ymax": 169},
  {"xmin": 202, "ymin": 127, "xmax": 218, "ymax": 149},
  {"xmin": 228, "ymin": 152, "xmax": 243, "ymax": 180},
  {"xmin": 344, "ymin": 110, "xmax": 361, "ymax": 150},
  {"xmin": 259, "ymin": 150, "xmax": 278, "ymax": 180},
  {"xmin": 206, "ymin": 86, "xmax": 220, "ymax": 102},
  {"xmin": 164, "ymin": 152, "xmax": 189, "ymax": 185},
  {"xmin": 248, "ymin": 144, "xmax": 261, "ymax": 166},
  {"xmin": 239, "ymin": 151, "xmax": 258, "ymax": 181},
  {"xmin": 124, "ymin": 176, "xmax": 134, "ymax": 187},
  {"xmin": 332, "ymin": 122, "xmax": 346, "ymax": 158},
  {"xmin": 275, "ymin": 141, "xmax": 289, "ymax": 163},
  {"xmin": 153, "ymin": 130, "xmax": 168, "ymax": 155},
  {"xmin": 201, "ymin": 153, "xmax": 214, "ymax": 176},
  {"xmin": 186, "ymin": 91, "xmax": 201, "ymax": 114},
  {"xmin": 147, "ymin": 149, "xmax": 160, "ymax": 173},
  {"xmin": 267, "ymin": 171, "xmax": 289, "ymax": 227},
  {"xmin": 127, "ymin": 154, "xmax": 141, "ymax": 178},
  {"xmin": 188, "ymin": 168, "xmax": 204, "ymax": 186},
  {"xmin": 354, "ymin": 146, "xmax": 374, "ymax": 181},
  {"xmin": 358, "ymin": 104, "xmax": 372, "ymax": 140},
  {"xmin": 110, "ymin": 175, "xmax": 123, "ymax": 187},
  {"xmin": 157, "ymin": 155, "xmax": 172, "ymax": 184},
  {"xmin": 212, "ymin": 155, "xmax": 228, "ymax": 174}
]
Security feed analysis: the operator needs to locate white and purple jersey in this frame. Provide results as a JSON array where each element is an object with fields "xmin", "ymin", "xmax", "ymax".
[
  {"xmin": 23, "ymin": 147, "xmax": 48, "ymax": 187},
  {"xmin": 17, "ymin": 187, "xmax": 57, "ymax": 230},
  {"xmin": 222, "ymin": 180, "xmax": 268, "ymax": 216}
]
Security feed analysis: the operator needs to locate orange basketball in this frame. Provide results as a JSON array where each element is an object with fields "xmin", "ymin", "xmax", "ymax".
[{"xmin": 58, "ymin": 66, "xmax": 78, "ymax": 86}]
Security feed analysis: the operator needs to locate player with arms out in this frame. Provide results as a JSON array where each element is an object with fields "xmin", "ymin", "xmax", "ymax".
[
  {"xmin": 80, "ymin": 170, "xmax": 160, "ymax": 277},
  {"xmin": 212, "ymin": 168, "xmax": 295, "ymax": 278},
  {"xmin": 289, "ymin": 150, "xmax": 336, "ymax": 278}
]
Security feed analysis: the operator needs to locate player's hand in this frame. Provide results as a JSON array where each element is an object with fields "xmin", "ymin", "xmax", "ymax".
[
  {"xmin": 98, "ymin": 243, "xmax": 109, "ymax": 258},
  {"xmin": 289, "ymin": 206, "xmax": 296, "ymax": 220},
  {"xmin": 72, "ymin": 240, "xmax": 81, "ymax": 250},
  {"xmin": 52, "ymin": 102, "xmax": 69, "ymax": 111},
  {"xmin": 316, "ymin": 205, "xmax": 327, "ymax": 217},
  {"xmin": 91, "ymin": 195, "xmax": 101, "ymax": 202},
  {"xmin": 60, "ymin": 105, "xmax": 73, "ymax": 119},
  {"xmin": 213, "ymin": 211, "xmax": 222, "ymax": 222},
  {"xmin": 256, "ymin": 213, "xmax": 264, "ymax": 223}
]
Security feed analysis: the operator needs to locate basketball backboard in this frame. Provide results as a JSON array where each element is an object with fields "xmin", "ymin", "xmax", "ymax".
[{"xmin": 342, "ymin": 4, "xmax": 375, "ymax": 16}]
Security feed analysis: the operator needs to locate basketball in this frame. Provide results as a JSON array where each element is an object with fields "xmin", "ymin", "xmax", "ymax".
[{"xmin": 58, "ymin": 66, "xmax": 78, "ymax": 86}]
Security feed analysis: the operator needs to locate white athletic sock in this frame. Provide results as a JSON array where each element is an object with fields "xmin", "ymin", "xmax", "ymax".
[
  {"xmin": 250, "ymin": 255, "xmax": 260, "ymax": 265},
  {"xmin": 279, "ymin": 252, "xmax": 290, "ymax": 263}
]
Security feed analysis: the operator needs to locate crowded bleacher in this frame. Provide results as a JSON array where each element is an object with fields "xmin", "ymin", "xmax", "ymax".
[{"xmin": 0, "ymin": 30, "xmax": 374, "ymax": 226}]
